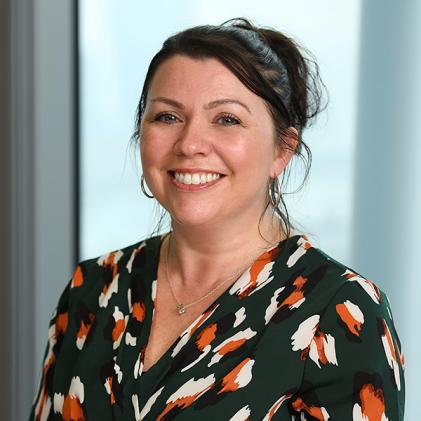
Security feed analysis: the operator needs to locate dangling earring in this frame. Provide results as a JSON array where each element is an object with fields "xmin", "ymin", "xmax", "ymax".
[
  {"xmin": 269, "ymin": 176, "xmax": 281, "ymax": 209},
  {"xmin": 140, "ymin": 174, "xmax": 154, "ymax": 199}
]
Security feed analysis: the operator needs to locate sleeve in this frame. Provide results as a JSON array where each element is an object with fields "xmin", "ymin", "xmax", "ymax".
[
  {"xmin": 28, "ymin": 277, "xmax": 72, "ymax": 421},
  {"xmin": 289, "ymin": 281, "xmax": 405, "ymax": 421}
]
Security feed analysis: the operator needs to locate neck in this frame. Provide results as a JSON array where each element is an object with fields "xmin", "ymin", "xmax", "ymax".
[{"xmin": 163, "ymin": 209, "xmax": 288, "ymax": 290}]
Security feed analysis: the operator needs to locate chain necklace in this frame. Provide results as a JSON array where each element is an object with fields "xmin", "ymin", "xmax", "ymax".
[{"xmin": 163, "ymin": 232, "xmax": 275, "ymax": 315}]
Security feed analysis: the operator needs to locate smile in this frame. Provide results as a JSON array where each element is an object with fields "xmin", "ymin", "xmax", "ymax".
[
  {"xmin": 174, "ymin": 172, "xmax": 221, "ymax": 185},
  {"xmin": 168, "ymin": 171, "xmax": 225, "ymax": 190}
]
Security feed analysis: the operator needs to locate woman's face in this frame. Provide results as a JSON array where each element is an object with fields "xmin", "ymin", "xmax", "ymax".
[{"xmin": 140, "ymin": 55, "xmax": 293, "ymax": 229}]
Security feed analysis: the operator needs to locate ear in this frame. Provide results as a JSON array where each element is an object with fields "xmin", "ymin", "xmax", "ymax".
[{"xmin": 270, "ymin": 127, "xmax": 298, "ymax": 178}]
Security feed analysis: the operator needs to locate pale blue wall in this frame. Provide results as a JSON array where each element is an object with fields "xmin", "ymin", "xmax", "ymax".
[{"xmin": 353, "ymin": 1, "xmax": 421, "ymax": 416}]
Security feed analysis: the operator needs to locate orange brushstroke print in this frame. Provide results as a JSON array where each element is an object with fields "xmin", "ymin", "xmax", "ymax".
[
  {"xmin": 196, "ymin": 323, "xmax": 217, "ymax": 351},
  {"xmin": 157, "ymin": 395, "xmax": 198, "ymax": 421},
  {"xmin": 112, "ymin": 318, "xmax": 126, "ymax": 342},
  {"xmin": 62, "ymin": 395, "xmax": 85, "ymax": 421},
  {"xmin": 53, "ymin": 377, "xmax": 86, "ymax": 421},
  {"xmin": 239, "ymin": 247, "xmax": 280, "ymax": 298},
  {"xmin": 157, "ymin": 376, "xmax": 215, "ymax": 421},
  {"xmin": 34, "ymin": 354, "xmax": 56, "ymax": 420},
  {"xmin": 102, "ymin": 252, "xmax": 119, "ymax": 279},
  {"xmin": 280, "ymin": 275, "xmax": 307, "ymax": 308},
  {"xmin": 312, "ymin": 332, "xmax": 329, "ymax": 365},
  {"xmin": 71, "ymin": 265, "xmax": 84, "ymax": 288},
  {"xmin": 55, "ymin": 312, "xmax": 68, "ymax": 337},
  {"xmin": 336, "ymin": 301, "xmax": 363, "ymax": 336},
  {"xmin": 219, "ymin": 358, "xmax": 253, "ymax": 394},
  {"xmin": 76, "ymin": 313, "xmax": 94, "ymax": 342},
  {"xmin": 291, "ymin": 397, "xmax": 329, "ymax": 421},
  {"xmin": 189, "ymin": 304, "xmax": 218, "ymax": 337},
  {"xmin": 359, "ymin": 383, "xmax": 386, "ymax": 421},
  {"xmin": 301, "ymin": 236, "xmax": 311, "ymax": 250},
  {"xmin": 132, "ymin": 301, "xmax": 146, "ymax": 322},
  {"xmin": 218, "ymin": 338, "xmax": 247, "ymax": 356}
]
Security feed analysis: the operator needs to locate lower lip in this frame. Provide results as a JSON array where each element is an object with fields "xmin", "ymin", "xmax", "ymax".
[{"xmin": 168, "ymin": 173, "xmax": 225, "ymax": 191}]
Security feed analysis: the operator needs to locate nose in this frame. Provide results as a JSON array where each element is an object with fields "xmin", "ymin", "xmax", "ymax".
[{"xmin": 173, "ymin": 117, "xmax": 212, "ymax": 157}]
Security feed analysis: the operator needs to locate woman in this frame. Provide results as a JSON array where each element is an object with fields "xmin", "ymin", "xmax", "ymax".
[{"xmin": 30, "ymin": 18, "xmax": 404, "ymax": 420}]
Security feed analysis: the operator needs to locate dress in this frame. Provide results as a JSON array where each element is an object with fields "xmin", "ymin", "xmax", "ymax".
[{"xmin": 29, "ymin": 233, "xmax": 405, "ymax": 420}]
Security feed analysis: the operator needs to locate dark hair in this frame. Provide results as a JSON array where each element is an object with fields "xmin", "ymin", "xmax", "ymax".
[{"xmin": 132, "ymin": 18, "xmax": 326, "ymax": 240}]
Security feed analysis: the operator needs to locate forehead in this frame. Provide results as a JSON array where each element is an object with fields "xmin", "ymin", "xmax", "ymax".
[{"xmin": 148, "ymin": 55, "xmax": 258, "ymax": 103}]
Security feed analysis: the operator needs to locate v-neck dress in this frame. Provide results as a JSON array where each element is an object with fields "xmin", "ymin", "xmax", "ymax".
[{"xmin": 29, "ymin": 233, "xmax": 405, "ymax": 420}]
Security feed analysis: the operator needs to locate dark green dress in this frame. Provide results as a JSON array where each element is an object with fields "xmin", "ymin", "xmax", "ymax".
[{"xmin": 29, "ymin": 233, "xmax": 405, "ymax": 420}]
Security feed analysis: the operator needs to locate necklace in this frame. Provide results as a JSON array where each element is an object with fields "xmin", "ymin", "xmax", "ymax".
[{"xmin": 163, "ymin": 232, "xmax": 275, "ymax": 315}]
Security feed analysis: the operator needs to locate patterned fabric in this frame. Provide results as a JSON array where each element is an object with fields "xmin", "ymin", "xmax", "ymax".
[{"xmin": 29, "ymin": 233, "xmax": 405, "ymax": 420}]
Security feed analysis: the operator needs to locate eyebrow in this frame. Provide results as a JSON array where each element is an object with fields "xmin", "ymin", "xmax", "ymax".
[
  {"xmin": 150, "ymin": 97, "xmax": 185, "ymax": 109},
  {"xmin": 150, "ymin": 97, "xmax": 251, "ymax": 114},
  {"xmin": 205, "ymin": 99, "xmax": 251, "ymax": 114}
]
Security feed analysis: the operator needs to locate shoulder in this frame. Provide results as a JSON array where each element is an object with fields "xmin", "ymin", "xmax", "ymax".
[
  {"xmin": 71, "ymin": 234, "xmax": 163, "ymax": 288},
  {"xmin": 77, "ymin": 234, "xmax": 159, "ymax": 273},
  {"xmin": 56, "ymin": 233, "xmax": 165, "ymax": 317},
  {"xmin": 49, "ymin": 234, "xmax": 165, "ymax": 349},
  {"xmin": 286, "ymin": 234, "xmax": 392, "ymax": 312},
  {"xmin": 286, "ymin": 236, "xmax": 405, "ymax": 419},
  {"xmin": 284, "ymin": 234, "xmax": 403, "ymax": 370}
]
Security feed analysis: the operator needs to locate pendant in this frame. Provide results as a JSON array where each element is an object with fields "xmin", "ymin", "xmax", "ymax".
[{"xmin": 177, "ymin": 303, "xmax": 186, "ymax": 315}]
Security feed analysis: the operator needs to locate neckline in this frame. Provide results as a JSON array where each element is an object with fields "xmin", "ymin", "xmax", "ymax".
[{"xmin": 140, "ymin": 232, "xmax": 304, "ymax": 375}]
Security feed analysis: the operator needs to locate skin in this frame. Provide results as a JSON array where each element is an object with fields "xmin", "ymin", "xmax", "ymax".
[{"xmin": 140, "ymin": 54, "xmax": 297, "ymax": 293}]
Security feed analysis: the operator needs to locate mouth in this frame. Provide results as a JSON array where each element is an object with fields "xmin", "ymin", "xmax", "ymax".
[{"xmin": 168, "ymin": 171, "xmax": 226, "ymax": 190}]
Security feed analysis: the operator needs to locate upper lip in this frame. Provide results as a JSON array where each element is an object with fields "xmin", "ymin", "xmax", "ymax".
[{"xmin": 169, "ymin": 168, "xmax": 226, "ymax": 175}]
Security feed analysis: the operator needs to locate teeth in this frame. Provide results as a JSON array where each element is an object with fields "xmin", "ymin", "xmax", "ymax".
[{"xmin": 174, "ymin": 172, "xmax": 221, "ymax": 185}]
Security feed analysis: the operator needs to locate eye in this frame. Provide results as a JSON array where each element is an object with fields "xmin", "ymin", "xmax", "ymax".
[
  {"xmin": 153, "ymin": 112, "xmax": 180, "ymax": 124},
  {"xmin": 216, "ymin": 114, "xmax": 241, "ymax": 126}
]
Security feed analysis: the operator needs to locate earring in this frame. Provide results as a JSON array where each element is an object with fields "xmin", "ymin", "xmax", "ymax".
[
  {"xmin": 140, "ymin": 174, "xmax": 154, "ymax": 199},
  {"xmin": 269, "ymin": 176, "xmax": 281, "ymax": 209}
]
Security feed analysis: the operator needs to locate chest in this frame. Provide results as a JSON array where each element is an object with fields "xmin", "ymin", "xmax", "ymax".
[{"xmin": 142, "ymin": 275, "xmax": 219, "ymax": 372}]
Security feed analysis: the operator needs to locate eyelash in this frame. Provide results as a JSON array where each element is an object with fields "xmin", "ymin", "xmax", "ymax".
[
  {"xmin": 152, "ymin": 112, "xmax": 241, "ymax": 126},
  {"xmin": 153, "ymin": 112, "xmax": 179, "ymax": 124},
  {"xmin": 216, "ymin": 113, "xmax": 241, "ymax": 126}
]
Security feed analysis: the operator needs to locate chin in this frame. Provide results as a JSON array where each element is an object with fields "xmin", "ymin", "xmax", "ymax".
[
  {"xmin": 171, "ymin": 213, "xmax": 216, "ymax": 228},
  {"xmin": 168, "ymin": 206, "xmax": 222, "ymax": 229}
]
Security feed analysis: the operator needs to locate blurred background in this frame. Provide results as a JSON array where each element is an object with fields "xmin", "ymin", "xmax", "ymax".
[{"xmin": 1, "ymin": 0, "xmax": 419, "ymax": 419}]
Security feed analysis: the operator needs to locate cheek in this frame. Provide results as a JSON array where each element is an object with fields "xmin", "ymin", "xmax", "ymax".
[
  {"xmin": 139, "ymin": 141, "xmax": 150, "ymax": 170},
  {"xmin": 141, "ymin": 122, "xmax": 176, "ymax": 148},
  {"xmin": 226, "ymin": 140, "xmax": 274, "ymax": 177},
  {"xmin": 140, "ymin": 131, "xmax": 166, "ymax": 168},
  {"xmin": 140, "ymin": 144, "xmax": 160, "ymax": 180}
]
